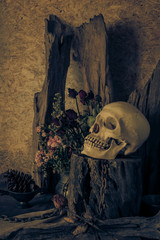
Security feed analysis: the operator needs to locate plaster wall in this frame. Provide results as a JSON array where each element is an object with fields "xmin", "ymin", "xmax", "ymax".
[{"xmin": 0, "ymin": 0, "xmax": 159, "ymax": 174}]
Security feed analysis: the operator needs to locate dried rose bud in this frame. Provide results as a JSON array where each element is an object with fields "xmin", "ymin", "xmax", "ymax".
[
  {"xmin": 87, "ymin": 90, "xmax": 94, "ymax": 100},
  {"xmin": 95, "ymin": 95, "xmax": 102, "ymax": 103},
  {"xmin": 79, "ymin": 90, "xmax": 87, "ymax": 100},
  {"xmin": 66, "ymin": 109, "xmax": 78, "ymax": 120},
  {"xmin": 68, "ymin": 88, "xmax": 78, "ymax": 98},
  {"xmin": 52, "ymin": 194, "xmax": 67, "ymax": 209}
]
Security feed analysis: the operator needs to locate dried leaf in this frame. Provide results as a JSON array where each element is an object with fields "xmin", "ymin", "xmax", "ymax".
[
  {"xmin": 83, "ymin": 207, "xmax": 94, "ymax": 220},
  {"xmin": 83, "ymin": 212, "xmax": 93, "ymax": 221},
  {"xmin": 64, "ymin": 216, "xmax": 77, "ymax": 223},
  {"xmin": 73, "ymin": 223, "xmax": 88, "ymax": 236}
]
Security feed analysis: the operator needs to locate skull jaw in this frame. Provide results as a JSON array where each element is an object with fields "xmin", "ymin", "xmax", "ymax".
[{"xmin": 81, "ymin": 140, "xmax": 127, "ymax": 160}]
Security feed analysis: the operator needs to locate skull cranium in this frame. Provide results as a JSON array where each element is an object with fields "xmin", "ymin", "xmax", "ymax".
[{"xmin": 81, "ymin": 101, "xmax": 150, "ymax": 160}]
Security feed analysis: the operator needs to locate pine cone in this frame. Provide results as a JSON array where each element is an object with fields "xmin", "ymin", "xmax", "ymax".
[{"xmin": 5, "ymin": 169, "xmax": 38, "ymax": 193}]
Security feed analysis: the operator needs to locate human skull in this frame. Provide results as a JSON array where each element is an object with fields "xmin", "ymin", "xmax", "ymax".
[{"xmin": 81, "ymin": 101, "xmax": 150, "ymax": 160}]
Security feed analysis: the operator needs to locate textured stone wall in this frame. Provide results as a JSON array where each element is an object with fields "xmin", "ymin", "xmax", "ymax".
[{"xmin": 0, "ymin": 0, "xmax": 160, "ymax": 174}]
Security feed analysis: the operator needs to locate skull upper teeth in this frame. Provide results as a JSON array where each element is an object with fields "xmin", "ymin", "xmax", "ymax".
[{"xmin": 84, "ymin": 136, "xmax": 111, "ymax": 150}]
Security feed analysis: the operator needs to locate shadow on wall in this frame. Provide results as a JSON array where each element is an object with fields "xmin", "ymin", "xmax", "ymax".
[{"xmin": 107, "ymin": 21, "xmax": 139, "ymax": 102}]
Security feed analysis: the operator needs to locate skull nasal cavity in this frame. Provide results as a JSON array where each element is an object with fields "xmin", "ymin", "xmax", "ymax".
[
  {"xmin": 93, "ymin": 123, "xmax": 99, "ymax": 133},
  {"xmin": 105, "ymin": 117, "xmax": 117, "ymax": 130}
]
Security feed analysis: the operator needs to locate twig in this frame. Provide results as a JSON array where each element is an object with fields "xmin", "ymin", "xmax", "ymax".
[
  {"xmin": 68, "ymin": 209, "xmax": 109, "ymax": 234},
  {"xmin": 67, "ymin": 209, "xmax": 123, "ymax": 239},
  {"xmin": 43, "ymin": 209, "xmax": 67, "ymax": 223},
  {"xmin": 75, "ymin": 97, "xmax": 81, "ymax": 117}
]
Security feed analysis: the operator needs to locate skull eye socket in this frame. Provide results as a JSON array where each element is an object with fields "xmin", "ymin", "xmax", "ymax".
[
  {"xmin": 93, "ymin": 123, "xmax": 99, "ymax": 133},
  {"xmin": 104, "ymin": 117, "xmax": 117, "ymax": 130}
]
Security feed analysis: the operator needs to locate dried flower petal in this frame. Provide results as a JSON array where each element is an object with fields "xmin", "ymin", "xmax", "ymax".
[
  {"xmin": 54, "ymin": 135, "xmax": 62, "ymax": 143},
  {"xmin": 36, "ymin": 126, "xmax": 41, "ymax": 133},
  {"xmin": 47, "ymin": 135, "xmax": 62, "ymax": 148},
  {"xmin": 68, "ymin": 88, "xmax": 78, "ymax": 98},
  {"xmin": 80, "ymin": 99, "xmax": 85, "ymax": 105},
  {"xmin": 42, "ymin": 131, "xmax": 47, "ymax": 137}
]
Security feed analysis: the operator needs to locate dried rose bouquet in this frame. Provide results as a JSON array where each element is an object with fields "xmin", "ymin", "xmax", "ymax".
[{"xmin": 35, "ymin": 89, "xmax": 103, "ymax": 175}]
